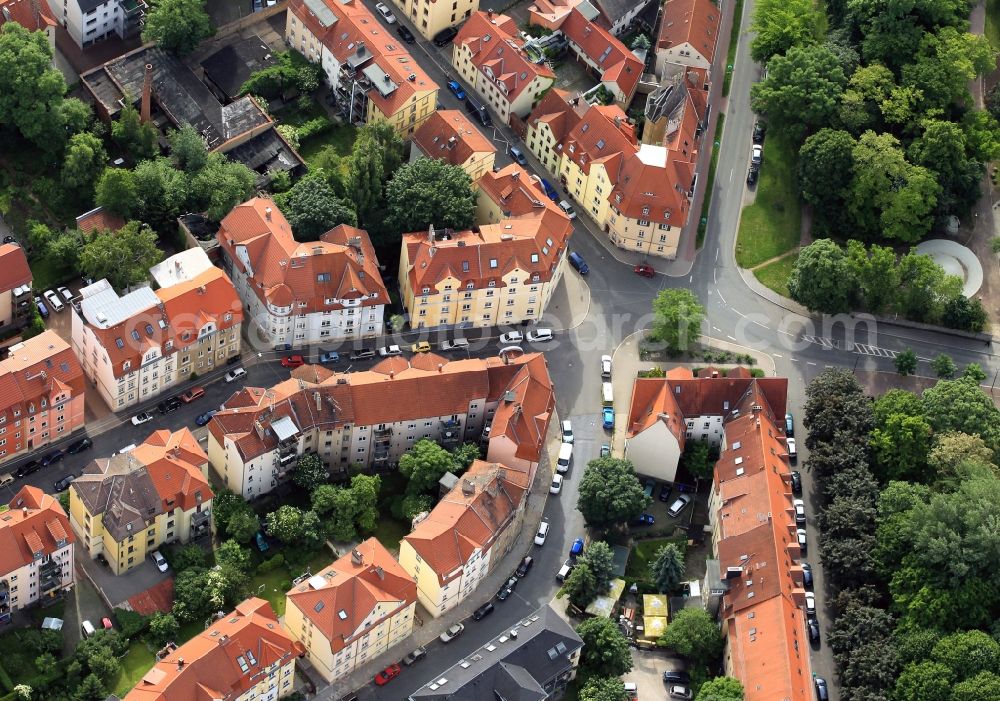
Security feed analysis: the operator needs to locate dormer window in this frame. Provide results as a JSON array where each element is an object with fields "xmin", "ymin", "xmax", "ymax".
[
  {"xmin": 422, "ymin": 287, "xmax": 430, "ymax": 295},
  {"xmin": 488, "ymin": 281, "xmax": 496, "ymax": 287},
  {"xmin": 123, "ymin": 361, "xmax": 131, "ymax": 372},
  {"xmin": 642, "ymin": 206, "xmax": 650, "ymax": 216}
]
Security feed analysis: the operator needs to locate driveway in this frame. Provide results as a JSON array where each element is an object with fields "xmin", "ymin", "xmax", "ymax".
[
  {"xmin": 626, "ymin": 647, "xmax": 687, "ymax": 699},
  {"xmin": 78, "ymin": 554, "xmax": 172, "ymax": 609},
  {"xmin": 65, "ymin": 564, "xmax": 112, "ymax": 652}
]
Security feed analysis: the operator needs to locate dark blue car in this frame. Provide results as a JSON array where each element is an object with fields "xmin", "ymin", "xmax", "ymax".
[
  {"xmin": 447, "ymin": 80, "xmax": 466, "ymax": 100},
  {"xmin": 195, "ymin": 410, "xmax": 217, "ymax": 427},
  {"xmin": 41, "ymin": 449, "xmax": 64, "ymax": 467},
  {"xmin": 568, "ymin": 251, "xmax": 589, "ymax": 275},
  {"xmin": 569, "ymin": 538, "xmax": 584, "ymax": 558}
]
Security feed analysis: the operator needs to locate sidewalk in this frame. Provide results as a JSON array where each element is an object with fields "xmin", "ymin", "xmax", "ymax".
[{"xmin": 315, "ymin": 414, "xmax": 565, "ymax": 701}]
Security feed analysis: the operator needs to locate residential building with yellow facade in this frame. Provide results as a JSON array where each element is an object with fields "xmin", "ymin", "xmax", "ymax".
[
  {"xmin": 560, "ymin": 5, "xmax": 643, "ymax": 107},
  {"xmin": 399, "ymin": 459, "xmax": 529, "ymax": 617},
  {"xmin": 286, "ymin": 0, "xmax": 439, "ymax": 136},
  {"xmin": 399, "ymin": 163, "xmax": 572, "ymax": 330},
  {"xmin": 69, "ymin": 428, "xmax": 213, "ymax": 575},
  {"xmin": 0, "ymin": 486, "xmax": 75, "ymax": 624},
  {"xmin": 285, "ymin": 538, "xmax": 417, "ymax": 682},
  {"xmin": 207, "ymin": 352, "xmax": 554, "ymax": 498},
  {"xmin": 124, "ymin": 598, "xmax": 303, "ymax": 701},
  {"xmin": 387, "ymin": 0, "xmax": 477, "ymax": 41},
  {"xmin": 524, "ymin": 88, "xmax": 705, "ymax": 259},
  {"xmin": 410, "ymin": 110, "xmax": 497, "ymax": 186},
  {"xmin": 452, "ymin": 11, "xmax": 555, "ymax": 125}
]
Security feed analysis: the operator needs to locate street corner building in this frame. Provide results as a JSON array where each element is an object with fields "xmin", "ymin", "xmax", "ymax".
[
  {"xmin": 410, "ymin": 110, "xmax": 498, "ymax": 186},
  {"xmin": 69, "ymin": 428, "xmax": 213, "ymax": 575},
  {"xmin": 217, "ymin": 198, "xmax": 388, "ymax": 349},
  {"xmin": 206, "ymin": 351, "xmax": 553, "ymax": 499},
  {"xmin": 0, "ymin": 331, "xmax": 86, "ymax": 468},
  {"xmin": 398, "ymin": 163, "xmax": 573, "ymax": 330},
  {"xmin": 71, "ymin": 248, "xmax": 243, "ymax": 411},
  {"xmin": 284, "ymin": 537, "xmax": 417, "ymax": 683},
  {"xmin": 0, "ymin": 485, "xmax": 75, "ymax": 623},
  {"xmin": 399, "ymin": 458, "xmax": 530, "ymax": 617},
  {"xmin": 124, "ymin": 597, "xmax": 304, "ymax": 701}
]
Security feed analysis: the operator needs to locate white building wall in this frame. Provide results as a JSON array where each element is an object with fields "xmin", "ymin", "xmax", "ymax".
[{"xmin": 624, "ymin": 423, "xmax": 682, "ymax": 482}]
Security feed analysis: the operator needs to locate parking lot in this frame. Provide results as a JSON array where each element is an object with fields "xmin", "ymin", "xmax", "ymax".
[{"xmin": 625, "ymin": 647, "xmax": 689, "ymax": 699}]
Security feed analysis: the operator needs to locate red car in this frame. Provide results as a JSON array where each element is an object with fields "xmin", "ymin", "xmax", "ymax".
[
  {"xmin": 374, "ymin": 663, "xmax": 401, "ymax": 686},
  {"xmin": 281, "ymin": 355, "xmax": 305, "ymax": 368},
  {"xmin": 179, "ymin": 386, "xmax": 205, "ymax": 403},
  {"xmin": 634, "ymin": 263, "xmax": 655, "ymax": 278},
  {"xmin": 101, "ymin": 617, "xmax": 113, "ymax": 630}
]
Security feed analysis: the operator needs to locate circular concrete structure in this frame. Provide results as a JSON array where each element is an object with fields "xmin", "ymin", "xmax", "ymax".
[{"xmin": 914, "ymin": 239, "xmax": 983, "ymax": 298}]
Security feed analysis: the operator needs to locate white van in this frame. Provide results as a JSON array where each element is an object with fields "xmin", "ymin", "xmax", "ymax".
[
  {"xmin": 534, "ymin": 520, "xmax": 550, "ymax": 545},
  {"xmin": 556, "ymin": 443, "xmax": 573, "ymax": 473},
  {"xmin": 601, "ymin": 382, "xmax": 614, "ymax": 407},
  {"xmin": 81, "ymin": 620, "xmax": 96, "ymax": 638}
]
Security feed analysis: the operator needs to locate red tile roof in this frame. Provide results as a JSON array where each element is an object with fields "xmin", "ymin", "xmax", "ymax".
[
  {"xmin": 0, "ymin": 331, "xmax": 84, "ymax": 427},
  {"xmin": 132, "ymin": 428, "xmax": 212, "ymax": 513},
  {"xmin": 125, "ymin": 598, "xmax": 303, "ymax": 701},
  {"xmin": 560, "ymin": 8, "xmax": 643, "ymax": 102},
  {"xmin": 527, "ymin": 87, "xmax": 587, "ymax": 145},
  {"xmin": 217, "ymin": 198, "xmax": 388, "ymax": 315},
  {"xmin": 0, "ymin": 0, "xmax": 56, "ymax": 33},
  {"xmin": 404, "ymin": 460, "xmax": 529, "ymax": 581},
  {"xmin": 76, "ymin": 206, "xmax": 127, "ymax": 234},
  {"xmin": 412, "ymin": 110, "xmax": 497, "ymax": 169},
  {"xmin": 0, "ymin": 486, "xmax": 74, "ymax": 577},
  {"xmin": 0, "ymin": 243, "xmax": 31, "ymax": 295},
  {"xmin": 454, "ymin": 11, "xmax": 555, "ymax": 105},
  {"xmin": 657, "ymin": 0, "xmax": 722, "ymax": 64},
  {"xmin": 286, "ymin": 538, "xmax": 416, "ymax": 653}
]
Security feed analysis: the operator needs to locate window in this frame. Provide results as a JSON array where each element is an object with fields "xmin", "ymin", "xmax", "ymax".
[{"xmin": 489, "ymin": 258, "xmax": 498, "ymax": 268}]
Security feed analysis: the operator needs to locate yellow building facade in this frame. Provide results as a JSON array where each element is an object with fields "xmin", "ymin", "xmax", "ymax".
[{"xmin": 388, "ymin": 0, "xmax": 478, "ymax": 41}]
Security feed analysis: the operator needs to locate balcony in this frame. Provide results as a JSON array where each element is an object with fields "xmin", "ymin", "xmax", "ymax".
[
  {"xmin": 374, "ymin": 426, "xmax": 393, "ymax": 439},
  {"xmin": 373, "ymin": 447, "xmax": 390, "ymax": 463},
  {"xmin": 278, "ymin": 452, "xmax": 297, "ymax": 467},
  {"xmin": 440, "ymin": 420, "xmax": 462, "ymax": 446},
  {"xmin": 39, "ymin": 561, "xmax": 62, "ymax": 593},
  {"xmin": 191, "ymin": 510, "xmax": 211, "ymax": 531}
]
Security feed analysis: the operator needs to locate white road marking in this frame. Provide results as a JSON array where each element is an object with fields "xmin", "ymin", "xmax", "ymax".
[
  {"xmin": 728, "ymin": 335, "xmax": 737, "ymax": 341},
  {"xmin": 729, "ymin": 167, "xmax": 734, "ymax": 182},
  {"xmin": 807, "ymin": 362, "xmax": 817, "ymax": 366},
  {"xmin": 773, "ymin": 354, "xmax": 783, "ymax": 358},
  {"xmin": 718, "ymin": 290, "xmax": 727, "ymax": 305}
]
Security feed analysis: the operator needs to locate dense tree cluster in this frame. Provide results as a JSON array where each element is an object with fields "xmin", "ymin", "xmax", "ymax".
[
  {"xmin": 576, "ymin": 457, "xmax": 651, "ymax": 530},
  {"xmin": 391, "ymin": 439, "xmax": 479, "ymax": 520},
  {"xmin": 240, "ymin": 51, "xmax": 322, "ymax": 100}
]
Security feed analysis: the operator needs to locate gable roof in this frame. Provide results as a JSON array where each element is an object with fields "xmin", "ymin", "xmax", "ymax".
[
  {"xmin": 527, "ymin": 87, "xmax": 587, "ymax": 144},
  {"xmin": 0, "ymin": 331, "xmax": 85, "ymax": 427},
  {"xmin": 412, "ymin": 110, "xmax": 497, "ymax": 169},
  {"xmin": 0, "ymin": 0, "xmax": 56, "ymax": 33},
  {"xmin": 76, "ymin": 206, "xmax": 127, "ymax": 234},
  {"xmin": 657, "ymin": 0, "xmax": 722, "ymax": 64},
  {"xmin": 0, "ymin": 243, "xmax": 31, "ymax": 295},
  {"xmin": 560, "ymin": 8, "xmax": 643, "ymax": 101},
  {"xmin": 0, "ymin": 486, "xmax": 74, "ymax": 577}
]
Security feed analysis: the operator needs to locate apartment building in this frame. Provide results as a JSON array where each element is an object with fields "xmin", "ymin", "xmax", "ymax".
[
  {"xmin": 124, "ymin": 598, "xmax": 303, "ymax": 701},
  {"xmin": 286, "ymin": 0, "xmax": 439, "ymax": 136},
  {"xmin": 703, "ymin": 373, "xmax": 813, "ymax": 701},
  {"xmin": 44, "ymin": 0, "xmax": 144, "ymax": 49},
  {"xmin": 0, "ymin": 0, "xmax": 56, "ymax": 51},
  {"xmin": 524, "ymin": 89, "xmax": 586, "ymax": 174},
  {"xmin": 69, "ymin": 428, "xmax": 213, "ymax": 575},
  {"xmin": 0, "ymin": 486, "xmax": 75, "ymax": 623},
  {"xmin": 410, "ymin": 110, "xmax": 497, "ymax": 186},
  {"xmin": 656, "ymin": 0, "xmax": 721, "ymax": 74},
  {"xmin": 216, "ymin": 198, "xmax": 388, "ymax": 349},
  {"xmin": 398, "ymin": 164, "xmax": 572, "ymax": 330},
  {"xmin": 71, "ymin": 253, "xmax": 242, "ymax": 411},
  {"xmin": 452, "ymin": 11, "xmax": 555, "ymax": 125},
  {"xmin": 0, "ymin": 243, "xmax": 33, "ymax": 334},
  {"xmin": 0, "ymin": 331, "xmax": 86, "ymax": 468},
  {"xmin": 560, "ymin": 5, "xmax": 643, "ymax": 106},
  {"xmin": 207, "ymin": 352, "xmax": 554, "ymax": 499},
  {"xmin": 399, "ymin": 459, "xmax": 529, "ymax": 616},
  {"xmin": 528, "ymin": 0, "xmax": 652, "ymax": 35},
  {"xmin": 387, "ymin": 0, "xmax": 477, "ymax": 41},
  {"xmin": 285, "ymin": 538, "xmax": 417, "ymax": 682}
]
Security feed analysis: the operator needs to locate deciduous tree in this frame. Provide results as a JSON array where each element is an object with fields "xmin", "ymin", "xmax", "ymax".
[
  {"xmin": 112, "ymin": 101, "xmax": 158, "ymax": 162},
  {"xmin": 266, "ymin": 505, "xmax": 306, "ymax": 544},
  {"xmin": 142, "ymin": 0, "xmax": 212, "ymax": 55},
  {"xmin": 577, "ymin": 458, "xmax": 650, "ymax": 529},
  {"xmin": 750, "ymin": 0, "xmax": 820, "ymax": 64},
  {"xmin": 787, "ymin": 239, "xmax": 854, "ymax": 313},
  {"xmin": 95, "ymin": 168, "xmax": 138, "ymax": 219},
  {"xmin": 576, "ymin": 617, "xmax": 633, "ymax": 677},
  {"xmin": 384, "ymin": 157, "xmax": 476, "ymax": 234},
  {"xmin": 798, "ymin": 130, "xmax": 857, "ymax": 233},
  {"xmin": 894, "ymin": 349, "xmax": 918, "ymax": 376},
  {"xmin": 0, "ymin": 24, "xmax": 70, "ymax": 152},
  {"xmin": 79, "ymin": 221, "xmax": 163, "ymax": 292},
  {"xmin": 846, "ymin": 240, "xmax": 899, "ymax": 313},
  {"xmin": 275, "ymin": 173, "xmax": 358, "ymax": 240},
  {"xmin": 399, "ymin": 439, "xmax": 466, "ymax": 495},
  {"xmin": 292, "ymin": 453, "xmax": 328, "ymax": 492},
  {"xmin": 62, "ymin": 133, "xmax": 107, "ymax": 194},
  {"xmin": 579, "ymin": 677, "xmax": 628, "ymax": 701},
  {"xmin": 650, "ymin": 289, "xmax": 704, "ymax": 354},
  {"xmin": 922, "ymin": 378, "xmax": 1000, "ymax": 452},
  {"xmin": 659, "ymin": 609, "xmax": 723, "ymax": 671},
  {"xmin": 695, "ymin": 677, "xmax": 744, "ymax": 701},
  {"xmin": 148, "ymin": 612, "xmax": 179, "ymax": 647}
]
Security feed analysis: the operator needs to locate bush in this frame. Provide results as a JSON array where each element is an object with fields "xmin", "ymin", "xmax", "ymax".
[
  {"xmin": 0, "ymin": 664, "xmax": 11, "ymax": 692},
  {"xmin": 257, "ymin": 553, "xmax": 286, "ymax": 574},
  {"xmin": 297, "ymin": 116, "xmax": 334, "ymax": 141},
  {"xmin": 113, "ymin": 608, "xmax": 150, "ymax": 638}
]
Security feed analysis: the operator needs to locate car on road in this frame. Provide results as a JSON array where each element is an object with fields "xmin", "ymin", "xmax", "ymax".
[
  {"xmin": 556, "ymin": 559, "xmax": 575, "ymax": 582},
  {"xmin": 808, "ymin": 616, "xmax": 820, "ymax": 643},
  {"xmin": 67, "ymin": 437, "xmax": 93, "ymax": 454},
  {"xmin": 668, "ymin": 686, "xmax": 692, "ymax": 700},
  {"xmin": 473, "ymin": 601, "xmax": 495, "ymax": 620},
  {"xmin": 667, "ymin": 493, "xmax": 691, "ymax": 517},
  {"xmin": 550, "ymin": 474, "xmax": 563, "ymax": 494},
  {"xmin": 350, "ymin": 348, "xmax": 376, "ymax": 360},
  {"xmin": 801, "ymin": 562, "xmax": 813, "ymax": 588},
  {"xmin": 57, "ymin": 286, "xmax": 73, "ymax": 304},
  {"xmin": 561, "ymin": 419, "xmax": 574, "ymax": 444},
  {"xmin": 534, "ymin": 520, "xmax": 550, "ymax": 545},
  {"xmin": 569, "ymin": 537, "xmax": 584, "ymax": 559},
  {"xmin": 790, "ymin": 470, "xmax": 802, "ymax": 496},
  {"xmin": 441, "ymin": 338, "xmax": 470, "ymax": 351},
  {"xmin": 151, "ymin": 550, "xmax": 169, "ymax": 572},
  {"xmin": 432, "ymin": 25, "xmax": 458, "ymax": 46},
  {"xmin": 658, "ymin": 483, "xmax": 672, "ymax": 502},
  {"xmin": 751, "ymin": 144, "xmax": 763, "ymax": 165},
  {"xmin": 516, "ymin": 555, "xmax": 533, "ymax": 577},
  {"xmin": 53, "ymin": 474, "xmax": 75, "ymax": 492},
  {"xmin": 447, "ymin": 80, "xmax": 466, "ymax": 100},
  {"xmin": 815, "ymin": 677, "xmax": 829, "ymax": 701},
  {"xmin": 634, "ymin": 263, "xmax": 655, "ymax": 278},
  {"xmin": 786, "ymin": 437, "xmax": 797, "ymax": 462},
  {"xmin": 568, "ymin": 251, "xmax": 589, "ymax": 275},
  {"xmin": 796, "ymin": 528, "xmax": 808, "ymax": 554},
  {"xmin": 15, "ymin": 460, "xmax": 40, "ymax": 478},
  {"xmin": 510, "ymin": 146, "xmax": 528, "ymax": 165},
  {"xmin": 499, "ymin": 331, "xmax": 524, "ymax": 345},
  {"xmin": 43, "ymin": 290, "xmax": 64, "ymax": 312},
  {"xmin": 179, "ymin": 386, "xmax": 205, "ymax": 403},
  {"xmin": 600, "ymin": 443, "xmax": 611, "ymax": 457},
  {"xmin": 396, "ymin": 24, "xmax": 415, "ymax": 43},
  {"xmin": 496, "ymin": 575, "xmax": 518, "ymax": 600},
  {"xmin": 600, "ymin": 354, "xmax": 612, "ymax": 377},
  {"xmin": 439, "ymin": 623, "xmax": 465, "ymax": 643},
  {"xmin": 374, "ymin": 2, "xmax": 396, "ymax": 22},
  {"xmin": 320, "ymin": 352, "xmax": 340, "ymax": 363},
  {"xmin": 101, "ymin": 617, "xmax": 113, "ymax": 630},
  {"xmin": 411, "ymin": 341, "xmax": 431, "ymax": 353},
  {"xmin": 602, "ymin": 406, "xmax": 615, "ymax": 429},
  {"xmin": 558, "ymin": 200, "xmax": 577, "ymax": 219},
  {"xmin": 746, "ymin": 166, "xmax": 758, "ymax": 186},
  {"xmin": 793, "ymin": 498, "xmax": 806, "ymax": 525},
  {"xmin": 378, "ymin": 345, "xmax": 402, "ymax": 357},
  {"xmin": 34, "ymin": 296, "xmax": 49, "ymax": 319},
  {"xmin": 753, "ymin": 121, "xmax": 765, "ymax": 143},
  {"xmin": 527, "ymin": 328, "xmax": 553, "ymax": 343},
  {"xmin": 630, "ymin": 513, "xmax": 655, "ymax": 526},
  {"xmin": 401, "ymin": 647, "xmax": 426, "ymax": 665},
  {"xmin": 2, "ymin": 235, "xmax": 15, "ymax": 244},
  {"xmin": 374, "ymin": 663, "xmax": 401, "ymax": 685},
  {"xmin": 785, "ymin": 412, "xmax": 794, "ymax": 436},
  {"xmin": 225, "ymin": 367, "xmax": 248, "ymax": 383},
  {"xmin": 662, "ymin": 670, "xmax": 691, "ymax": 685},
  {"xmin": 157, "ymin": 398, "xmax": 182, "ymax": 414},
  {"xmin": 805, "ymin": 591, "xmax": 816, "ymax": 615},
  {"xmin": 41, "ymin": 449, "xmax": 64, "ymax": 467},
  {"xmin": 195, "ymin": 410, "xmax": 218, "ymax": 427},
  {"xmin": 281, "ymin": 355, "xmax": 305, "ymax": 368}
]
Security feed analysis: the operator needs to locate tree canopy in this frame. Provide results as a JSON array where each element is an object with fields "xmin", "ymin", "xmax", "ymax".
[
  {"xmin": 79, "ymin": 222, "xmax": 163, "ymax": 293},
  {"xmin": 275, "ymin": 173, "xmax": 358, "ymax": 240},
  {"xmin": 142, "ymin": 0, "xmax": 212, "ymax": 55},
  {"xmin": 650, "ymin": 289, "xmax": 704, "ymax": 354},
  {"xmin": 384, "ymin": 157, "xmax": 476, "ymax": 235},
  {"xmin": 576, "ymin": 457, "xmax": 651, "ymax": 529},
  {"xmin": 575, "ymin": 617, "xmax": 633, "ymax": 677}
]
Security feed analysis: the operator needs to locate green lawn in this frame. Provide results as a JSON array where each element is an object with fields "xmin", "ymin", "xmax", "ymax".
[
  {"xmin": 297, "ymin": 125, "xmax": 358, "ymax": 167},
  {"xmin": 0, "ymin": 628, "xmax": 45, "ymax": 685},
  {"xmin": 753, "ymin": 251, "xmax": 799, "ymax": 297},
  {"xmin": 251, "ymin": 567, "xmax": 293, "ymax": 616},
  {"xmin": 29, "ymin": 254, "xmax": 72, "ymax": 290},
  {"xmin": 987, "ymin": 0, "xmax": 1000, "ymax": 49},
  {"xmin": 624, "ymin": 536, "xmax": 688, "ymax": 586},
  {"xmin": 735, "ymin": 134, "xmax": 801, "ymax": 268},
  {"xmin": 372, "ymin": 517, "xmax": 410, "ymax": 552},
  {"xmin": 113, "ymin": 642, "xmax": 156, "ymax": 697}
]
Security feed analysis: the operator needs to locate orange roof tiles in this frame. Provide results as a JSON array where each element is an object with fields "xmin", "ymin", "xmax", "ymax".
[
  {"xmin": 0, "ymin": 0, "xmax": 55, "ymax": 33},
  {"xmin": 404, "ymin": 460, "xmax": 529, "ymax": 581},
  {"xmin": 76, "ymin": 206, "xmax": 127, "ymax": 234},
  {"xmin": 528, "ymin": 88, "xmax": 587, "ymax": 145},
  {"xmin": 657, "ymin": 0, "xmax": 722, "ymax": 64},
  {"xmin": 413, "ymin": 110, "xmax": 497, "ymax": 169},
  {"xmin": 0, "ymin": 243, "xmax": 31, "ymax": 295},
  {"xmin": 132, "ymin": 428, "xmax": 212, "ymax": 513},
  {"xmin": 0, "ymin": 486, "xmax": 74, "ymax": 577},
  {"xmin": 217, "ymin": 198, "xmax": 388, "ymax": 315},
  {"xmin": 454, "ymin": 11, "xmax": 555, "ymax": 104},
  {"xmin": 560, "ymin": 8, "xmax": 643, "ymax": 102},
  {"xmin": 125, "ymin": 598, "xmax": 302, "ymax": 701},
  {"xmin": 489, "ymin": 353, "xmax": 555, "ymax": 463},
  {"xmin": 0, "ymin": 331, "xmax": 84, "ymax": 427},
  {"xmin": 286, "ymin": 538, "xmax": 416, "ymax": 653}
]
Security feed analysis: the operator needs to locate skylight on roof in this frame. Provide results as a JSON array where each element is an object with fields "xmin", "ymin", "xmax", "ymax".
[
  {"xmin": 115, "ymin": 338, "xmax": 124, "ymax": 349},
  {"xmin": 237, "ymin": 656, "xmax": 249, "ymax": 673},
  {"xmin": 314, "ymin": 601, "xmax": 325, "ymax": 613},
  {"xmin": 338, "ymin": 610, "xmax": 348, "ymax": 620},
  {"xmin": 596, "ymin": 139, "xmax": 606, "ymax": 149}
]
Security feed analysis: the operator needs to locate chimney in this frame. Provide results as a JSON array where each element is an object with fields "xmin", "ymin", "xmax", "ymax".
[
  {"xmin": 177, "ymin": 658, "xmax": 185, "ymax": 669},
  {"xmin": 265, "ymin": 206, "xmax": 272, "ymax": 222},
  {"xmin": 22, "ymin": 507, "xmax": 27, "ymax": 517},
  {"xmin": 374, "ymin": 566, "xmax": 384, "ymax": 580},
  {"xmin": 438, "ymin": 363, "xmax": 443, "ymax": 373},
  {"xmin": 447, "ymin": 136, "xmax": 457, "ymax": 149},
  {"xmin": 351, "ymin": 549, "xmax": 363, "ymax": 565},
  {"xmin": 487, "ymin": 8, "xmax": 494, "ymax": 17},
  {"xmin": 314, "ymin": 391, "xmax": 321, "ymax": 411},
  {"xmin": 141, "ymin": 63, "xmax": 153, "ymax": 123},
  {"xmin": 462, "ymin": 479, "xmax": 475, "ymax": 496},
  {"xmin": 427, "ymin": 224, "xmax": 435, "ymax": 245}
]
